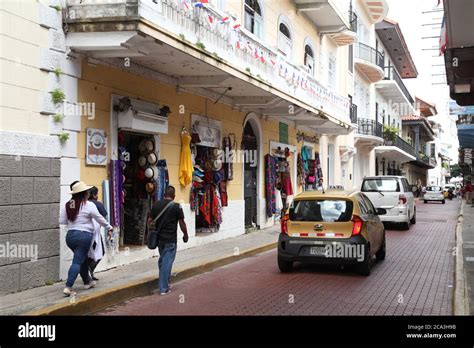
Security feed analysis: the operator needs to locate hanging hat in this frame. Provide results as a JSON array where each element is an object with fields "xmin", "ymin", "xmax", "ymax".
[
  {"xmin": 145, "ymin": 139, "xmax": 155, "ymax": 152},
  {"xmin": 147, "ymin": 153, "xmax": 158, "ymax": 165},
  {"xmin": 138, "ymin": 156, "xmax": 148, "ymax": 167},
  {"xmin": 145, "ymin": 182, "xmax": 156, "ymax": 194},
  {"xmin": 193, "ymin": 170, "xmax": 205, "ymax": 177},
  {"xmin": 193, "ymin": 175, "xmax": 204, "ymax": 183},
  {"xmin": 70, "ymin": 181, "xmax": 93, "ymax": 194},
  {"xmin": 139, "ymin": 139, "xmax": 147, "ymax": 153},
  {"xmin": 194, "ymin": 164, "xmax": 204, "ymax": 172}
]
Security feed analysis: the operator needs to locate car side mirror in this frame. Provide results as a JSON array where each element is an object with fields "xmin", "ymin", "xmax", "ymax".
[{"xmin": 376, "ymin": 208, "xmax": 387, "ymax": 215}]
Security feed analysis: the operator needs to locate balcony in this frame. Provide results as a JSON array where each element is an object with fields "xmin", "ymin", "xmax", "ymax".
[
  {"xmin": 354, "ymin": 43, "xmax": 384, "ymax": 82},
  {"xmin": 65, "ymin": 0, "xmax": 352, "ymax": 132},
  {"xmin": 375, "ymin": 134, "xmax": 416, "ymax": 163},
  {"xmin": 360, "ymin": 0, "xmax": 389, "ymax": 24},
  {"xmin": 412, "ymin": 152, "xmax": 437, "ymax": 169},
  {"xmin": 376, "ymin": 66, "xmax": 415, "ymax": 113},
  {"xmin": 356, "ymin": 118, "xmax": 383, "ymax": 138},
  {"xmin": 326, "ymin": 10, "xmax": 358, "ymax": 46},
  {"xmin": 294, "ymin": 0, "xmax": 350, "ymax": 32}
]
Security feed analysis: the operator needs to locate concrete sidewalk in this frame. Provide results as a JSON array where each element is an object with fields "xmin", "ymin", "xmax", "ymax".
[
  {"xmin": 458, "ymin": 199, "xmax": 474, "ymax": 315},
  {"xmin": 0, "ymin": 226, "xmax": 279, "ymax": 315}
]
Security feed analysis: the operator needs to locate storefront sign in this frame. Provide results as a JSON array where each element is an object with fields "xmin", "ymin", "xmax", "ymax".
[
  {"xmin": 192, "ymin": 114, "xmax": 222, "ymax": 148},
  {"xmin": 86, "ymin": 128, "xmax": 107, "ymax": 166},
  {"xmin": 449, "ymin": 101, "xmax": 474, "ymax": 115}
]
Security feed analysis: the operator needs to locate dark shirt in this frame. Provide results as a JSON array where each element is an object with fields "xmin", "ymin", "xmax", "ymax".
[
  {"xmin": 150, "ymin": 199, "xmax": 184, "ymax": 244},
  {"xmin": 90, "ymin": 199, "xmax": 107, "ymax": 219}
]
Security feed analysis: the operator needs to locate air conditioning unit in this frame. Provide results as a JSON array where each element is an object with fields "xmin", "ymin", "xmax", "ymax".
[{"xmin": 117, "ymin": 98, "xmax": 169, "ymax": 134}]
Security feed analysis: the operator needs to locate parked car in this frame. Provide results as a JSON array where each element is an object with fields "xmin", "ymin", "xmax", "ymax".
[
  {"xmin": 443, "ymin": 184, "xmax": 457, "ymax": 197},
  {"xmin": 424, "ymin": 186, "xmax": 445, "ymax": 204},
  {"xmin": 278, "ymin": 189, "xmax": 386, "ymax": 276},
  {"xmin": 361, "ymin": 176, "xmax": 416, "ymax": 230}
]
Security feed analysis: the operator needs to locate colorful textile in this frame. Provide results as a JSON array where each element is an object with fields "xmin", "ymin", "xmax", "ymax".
[
  {"xmin": 265, "ymin": 154, "xmax": 277, "ymax": 217},
  {"xmin": 155, "ymin": 159, "xmax": 169, "ymax": 201},
  {"xmin": 109, "ymin": 160, "xmax": 123, "ymax": 227},
  {"xmin": 179, "ymin": 132, "xmax": 193, "ymax": 186}
]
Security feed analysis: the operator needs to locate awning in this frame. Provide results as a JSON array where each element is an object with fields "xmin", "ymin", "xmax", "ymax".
[
  {"xmin": 374, "ymin": 146, "xmax": 416, "ymax": 163},
  {"xmin": 458, "ymin": 124, "xmax": 474, "ymax": 148}
]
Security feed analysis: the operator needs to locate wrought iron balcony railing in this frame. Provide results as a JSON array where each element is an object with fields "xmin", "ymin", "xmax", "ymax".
[
  {"xmin": 383, "ymin": 66, "xmax": 415, "ymax": 105},
  {"xmin": 356, "ymin": 118, "xmax": 383, "ymax": 138},
  {"xmin": 355, "ymin": 42, "xmax": 384, "ymax": 70}
]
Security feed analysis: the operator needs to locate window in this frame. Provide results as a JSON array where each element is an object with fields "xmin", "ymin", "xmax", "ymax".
[
  {"xmin": 278, "ymin": 22, "xmax": 292, "ymax": 57},
  {"xmin": 430, "ymin": 143, "xmax": 436, "ymax": 157},
  {"xmin": 290, "ymin": 200, "xmax": 354, "ymax": 222},
  {"xmin": 328, "ymin": 54, "xmax": 336, "ymax": 89},
  {"xmin": 304, "ymin": 44, "xmax": 315, "ymax": 76},
  {"xmin": 348, "ymin": 44, "xmax": 354, "ymax": 73},
  {"xmin": 360, "ymin": 194, "xmax": 375, "ymax": 215},
  {"xmin": 244, "ymin": 0, "xmax": 263, "ymax": 39},
  {"xmin": 361, "ymin": 178, "xmax": 401, "ymax": 192}
]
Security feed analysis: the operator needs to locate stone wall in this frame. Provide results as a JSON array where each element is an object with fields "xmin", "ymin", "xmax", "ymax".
[{"xmin": 0, "ymin": 155, "xmax": 60, "ymax": 294}]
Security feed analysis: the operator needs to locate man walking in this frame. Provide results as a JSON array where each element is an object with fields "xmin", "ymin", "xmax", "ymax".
[{"xmin": 149, "ymin": 186, "xmax": 189, "ymax": 295}]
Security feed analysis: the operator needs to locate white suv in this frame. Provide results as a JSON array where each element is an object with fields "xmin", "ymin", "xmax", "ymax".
[{"xmin": 361, "ymin": 176, "xmax": 416, "ymax": 230}]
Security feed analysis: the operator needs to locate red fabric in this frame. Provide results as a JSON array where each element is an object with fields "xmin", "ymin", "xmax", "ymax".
[
  {"xmin": 281, "ymin": 174, "xmax": 293, "ymax": 195},
  {"xmin": 219, "ymin": 181, "xmax": 228, "ymax": 207}
]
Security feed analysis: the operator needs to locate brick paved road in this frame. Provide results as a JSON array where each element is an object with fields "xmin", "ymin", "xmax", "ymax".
[{"xmin": 100, "ymin": 199, "xmax": 459, "ymax": 315}]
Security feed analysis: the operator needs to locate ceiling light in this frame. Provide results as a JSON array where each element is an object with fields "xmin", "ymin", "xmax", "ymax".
[{"xmin": 454, "ymin": 84, "xmax": 471, "ymax": 93}]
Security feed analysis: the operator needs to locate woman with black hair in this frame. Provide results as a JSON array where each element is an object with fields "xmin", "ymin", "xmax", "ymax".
[{"xmin": 59, "ymin": 181, "xmax": 113, "ymax": 296}]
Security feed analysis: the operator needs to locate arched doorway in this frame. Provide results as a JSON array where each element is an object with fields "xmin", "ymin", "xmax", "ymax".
[{"xmin": 242, "ymin": 122, "xmax": 258, "ymax": 228}]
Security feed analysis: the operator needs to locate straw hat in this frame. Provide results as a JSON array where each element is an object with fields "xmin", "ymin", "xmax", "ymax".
[{"xmin": 70, "ymin": 181, "xmax": 92, "ymax": 194}]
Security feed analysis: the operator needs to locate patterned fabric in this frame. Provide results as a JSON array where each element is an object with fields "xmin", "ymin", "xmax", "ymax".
[
  {"xmin": 155, "ymin": 159, "xmax": 169, "ymax": 201},
  {"xmin": 265, "ymin": 154, "xmax": 277, "ymax": 217}
]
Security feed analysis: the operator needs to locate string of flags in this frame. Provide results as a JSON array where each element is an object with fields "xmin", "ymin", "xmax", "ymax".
[{"xmin": 178, "ymin": 0, "xmax": 348, "ymax": 112}]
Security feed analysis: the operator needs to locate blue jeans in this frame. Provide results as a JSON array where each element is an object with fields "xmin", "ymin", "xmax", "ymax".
[
  {"xmin": 65, "ymin": 230, "xmax": 93, "ymax": 288},
  {"xmin": 157, "ymin": 241, "xmax": 177, "ymax": 293}
]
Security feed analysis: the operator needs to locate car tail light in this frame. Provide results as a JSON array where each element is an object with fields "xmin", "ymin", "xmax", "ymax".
[
  {"xmin": 351, "ymin": 215, "xmax": 363, "ymax": 236},
  {"xmin": 399, "ymin": 194, "xmax": 407, "ymax": 205},
  {"xmin": 281, "ymin": 214, "xmax": 289, "ymax": 235}
]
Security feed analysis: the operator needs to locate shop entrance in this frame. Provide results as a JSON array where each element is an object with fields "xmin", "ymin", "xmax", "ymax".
[
  {"xmin": 243, "ymin": 122, "xmax": 258, "ymax": 228},
  {"xmin": 118, "ymin": 130, "xmax": 163, "ymax": 246}
]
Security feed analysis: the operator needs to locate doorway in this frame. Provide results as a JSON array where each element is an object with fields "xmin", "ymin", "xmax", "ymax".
[{"xmin": 243, "ymin": 122, "xmax": 258, "ymax": 228}]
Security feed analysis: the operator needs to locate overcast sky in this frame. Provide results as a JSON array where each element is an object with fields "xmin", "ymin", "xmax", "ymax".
[{"xmin": 386, "ymin": 0, "xmax": 459, "ymax": 161}]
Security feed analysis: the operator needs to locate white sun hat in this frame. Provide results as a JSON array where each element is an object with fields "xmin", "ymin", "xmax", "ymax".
[{"xmin": 70, "ymin": 181, "xmax": 93, "ymax": 194}]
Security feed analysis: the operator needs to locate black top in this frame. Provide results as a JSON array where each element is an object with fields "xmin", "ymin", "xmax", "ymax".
[
  {"xmin": 90, "ymin": 199, "xmax": 107, "ymax": 218},
  {"xmin": 150, "ymin": 199, "xmax": 184, "ymax": 243}
]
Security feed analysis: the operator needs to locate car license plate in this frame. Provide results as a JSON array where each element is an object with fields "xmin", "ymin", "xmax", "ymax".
[{"xmin": 310, "ymin": 246, "xmax": 326, "ymax": 256}]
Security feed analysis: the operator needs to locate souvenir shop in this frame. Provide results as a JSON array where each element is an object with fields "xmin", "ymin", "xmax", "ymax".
[
  {"xmin": 297, "ymin": 143, "xmax": 323, "ymax": 191},
  {"xmin": 189, "ymin": 114, "xmax": 234, "ymax": 234},
  {"xmin": 108, "ymin": 96, "xmax": 170, "ymax": 246},
  {"xmin": 265, "ymin": 141, "xmax": 297, "ymax": 219}
]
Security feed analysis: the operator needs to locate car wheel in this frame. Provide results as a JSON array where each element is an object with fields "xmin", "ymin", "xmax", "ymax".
[
  {"xmin": 442, "ymin": 200, "xmax": 445, "ymax": 204},
  {"xmin": 375, "ymin": 233, "xmax": 386, "ymax": 261},
  {"xmin": 424, "ymin": 200, "xmax": 427, "ymax": 203},
  {"xmin": 410, "ymin": 207, "xmax": 416, "ymax": 224},
  {"xmin": 278, "ymin": 256, "xmax": 293, "ymax": 273},
  {"xmin": 358, "ymin": 244, "xmax": 372, "ymax": 276},
  {"xmin": 401, "ymin": 215, "xmax": 410, "ymax": 230}
]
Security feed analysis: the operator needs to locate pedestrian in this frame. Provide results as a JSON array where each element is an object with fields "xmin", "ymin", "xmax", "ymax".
[
  {"xmin": 148, "ymin": 186, "xmax": 189, "ymax": 295},
  {"xmin": 59, "ymin": 181, "xmax": 113, "ymax": 297},
  {"xmin": 465, "ymin": 180, "xmax": 473, "ymax": 205},
  {"xmin": 86, "ymin": 186, "xmax": 107, "ymax": 281},
  {"xmin": 316, "ymin": 178, "xmax": 324, "ymax": 191}
]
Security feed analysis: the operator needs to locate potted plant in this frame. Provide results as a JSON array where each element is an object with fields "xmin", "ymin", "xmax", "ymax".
[{"xmin": 383, "ymin": 125, "xmax": 398, "ymax": 145}]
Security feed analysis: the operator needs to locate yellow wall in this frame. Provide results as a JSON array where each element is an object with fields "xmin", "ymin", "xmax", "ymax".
[{"xmin": 77, "ymin": 62, "xmax": 322, "ymax": 203}]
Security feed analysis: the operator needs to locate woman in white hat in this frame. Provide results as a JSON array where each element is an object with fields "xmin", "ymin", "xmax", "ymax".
[{"xmin": 59, "ymin": 181, "xmax": 113, "ymax": 296}]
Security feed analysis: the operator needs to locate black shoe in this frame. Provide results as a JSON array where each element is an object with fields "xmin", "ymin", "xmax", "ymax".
[{"xmin": 92, "ymin": 276, "xmax": 99, "ymax": 281}]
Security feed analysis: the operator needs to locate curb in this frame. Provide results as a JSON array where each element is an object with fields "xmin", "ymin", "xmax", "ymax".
[
  {"xmin": 453, "ymin": 199, "xmax": 470, "ymax": 315},
  {"xmin": 24, "ymin": 242, "xmax": 277, "ymax": 316}
]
